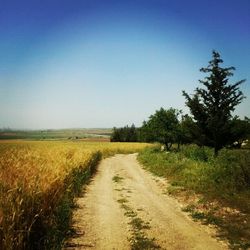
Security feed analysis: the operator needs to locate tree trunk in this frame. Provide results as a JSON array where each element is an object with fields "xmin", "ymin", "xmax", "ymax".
[
  {"xmin": 214, "ymin": 145, "xmax": 219, "ymax": 157},
  {"xmin": 165, "ymin": 142, "xmax": 172, "ymax": 151}
]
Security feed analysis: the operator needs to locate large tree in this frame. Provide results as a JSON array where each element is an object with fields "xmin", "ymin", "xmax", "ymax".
[
  {"xmin": 177, "ymin": 114, "xmax": 196, "ymax": 145},
  {"xmin": 183, "ymin": 51, "xmax": 245, "ymax": 156}
]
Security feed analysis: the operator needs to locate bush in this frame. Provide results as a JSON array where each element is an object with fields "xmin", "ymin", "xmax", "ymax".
[
  {"xmin": 213, "ymin": 150, "xmax": 250, "ymax": 191},
  {"xmin": 180, "ymin": 144, "xmax": 213, "ymax": 162}
]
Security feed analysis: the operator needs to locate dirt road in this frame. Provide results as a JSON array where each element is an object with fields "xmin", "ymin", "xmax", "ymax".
[{"xmin": 64, "ymin": 154, "xmax": 227, "ymax": 249}]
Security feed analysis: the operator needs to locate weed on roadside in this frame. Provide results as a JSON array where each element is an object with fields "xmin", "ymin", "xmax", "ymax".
[
  {"xmin": 129, "ymin": 218, "xmax": 150, "ymax": 230},
  {"xmin": 116, "ymin": 197, "xmax": 160, "ymax": 249},
  {"xmin": 112, "ymin": 175, "xmax": 124, "ymax": 183},
  {"xmin": 130, "ymin": 232, "xmax": 160, "ymax": 250},
  {"xmin": 117, "ymin": 198, "xmax": 128, "ymax": 204},
  {"xmin": 125, "ymin": 210, "xmax": 137, "ymax": 218}
]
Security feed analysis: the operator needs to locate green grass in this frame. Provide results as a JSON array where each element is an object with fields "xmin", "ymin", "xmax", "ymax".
[
  {"xmin": 130, "ymin": 232, "xmax": 160, "ymax": 250},
  {"xmin": 112, "ymin": 175, "xmax": 124, "ymax": 183},
  {"xmin": 129, "ymin": 218, "xmax": 150, "ymax": 230},
  {"xmin": 138, "ymin": 145, "xmax": 250, "ymax": 196},
  {"xmin": 119, "ymin": 202, "xmax": 160, "ymax": 249},
  {"xmin": 117, "ymin": 198, "xmax": 129, "ymax": 204},
  {"xmin": 115, "ymin": 181, "xmax": 160, "ymax": 249},
  {"xmin": 138, "ymin": 144, "xmax": 250, "ymax": 248},
  {"xmin": 124, "ymin": 209, "xmax": 138, "ymax": 218}
]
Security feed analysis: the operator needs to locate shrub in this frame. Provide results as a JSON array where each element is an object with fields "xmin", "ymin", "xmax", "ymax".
[{"xmin": 180, "ymin": 144, "xmax": 213, "ymax": 162}]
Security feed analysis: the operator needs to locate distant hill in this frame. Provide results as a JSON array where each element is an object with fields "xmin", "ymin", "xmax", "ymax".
[{"xmin": 0, "ymin": 128, "xmax": 112, "ymax": 140}]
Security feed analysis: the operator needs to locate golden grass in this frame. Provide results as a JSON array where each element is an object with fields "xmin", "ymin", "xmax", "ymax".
[{"xmin": 0, "ymin": 140, "xmax": 150, "ymax": 249}]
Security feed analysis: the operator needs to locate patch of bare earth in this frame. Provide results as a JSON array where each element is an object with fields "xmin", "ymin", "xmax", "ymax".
[{"xmin": 64, "ymin": 154, "xmax": 228, "ymax": 249}]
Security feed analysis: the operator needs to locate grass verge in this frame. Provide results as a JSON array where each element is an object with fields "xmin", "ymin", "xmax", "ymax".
[{"xmin": 138, "ymin": 145, "xmax": 250, "ymax": 249}]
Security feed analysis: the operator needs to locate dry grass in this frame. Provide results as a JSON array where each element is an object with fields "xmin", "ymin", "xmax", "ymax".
[{"xmin": 0, "ymin": 140, "xmax": 150, "ymax": 249}]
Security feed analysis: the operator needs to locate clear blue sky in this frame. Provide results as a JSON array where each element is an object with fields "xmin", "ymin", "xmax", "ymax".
[{"xmin": 0, "ymin": 0, "xmax": 249, "ymax": 129}]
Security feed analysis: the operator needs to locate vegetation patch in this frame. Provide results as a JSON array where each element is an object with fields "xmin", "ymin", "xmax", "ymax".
[
  {"xmin": 112, "ymin": 175, "xmax": 124, "ymax": 183},
  {"xmin": 117, "ymin": 198, "xmax": 128, "ymax": 204},
  {"xmin": 124, "ymin": 209, "xmax": 137, "ymax": 218},
  {"xmin": 129, "ymin": 217, "xmax": 151, "ymax": 230},
  {"xmin": 116, "ymin": 195, "xmax": 160, "ymax": 249},
  {"xmin": 130, "ymin": 231, "xmax": 160, "ymax": 250},
  {"xmin": 138, "ymin": 145, "xmax": 250, "ymax": 248}
]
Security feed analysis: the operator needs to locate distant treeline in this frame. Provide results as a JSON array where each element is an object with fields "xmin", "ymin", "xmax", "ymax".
[
  {"xmin": 111, "ymin": 51, "xmax": 250, "ymax": 155},
  {"xmin": 111, "ymin": 110, "xmax": 250, "ymax": 150}
]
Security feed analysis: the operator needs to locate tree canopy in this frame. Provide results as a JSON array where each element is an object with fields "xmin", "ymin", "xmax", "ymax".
[
  {"xmin": 183, "ymin": 50, "xmax": 245, "ymax": 155},
  {"xmin": 110, "ymin": 124, "xmax": 138, "ymax": 142},
  {"xmin": 140, "ymin": 108, "xmax": 180, "ymax": 150}
]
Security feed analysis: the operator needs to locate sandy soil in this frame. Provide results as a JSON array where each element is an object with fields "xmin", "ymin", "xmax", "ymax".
[{"xmin": 63, "ymin": 154, "xmax": 228, "ymax": 250}]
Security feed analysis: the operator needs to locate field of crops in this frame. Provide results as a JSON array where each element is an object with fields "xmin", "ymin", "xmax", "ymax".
[{"xmin": 0, "ymin": 140, "xmax": 150, "ymax": 249}]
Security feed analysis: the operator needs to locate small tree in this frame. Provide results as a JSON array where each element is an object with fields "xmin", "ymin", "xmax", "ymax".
[
  {"xmin": 141, "ymin": 108, "xmax": 180, "ymax": 150},
  {"xmin": 183, "ymin": 51, "xmax": 245, "ymax": 156}
]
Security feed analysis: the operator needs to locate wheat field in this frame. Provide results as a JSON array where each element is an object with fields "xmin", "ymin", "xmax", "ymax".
[{"xmin": 0, "ymin": 140, "xmax": 150, "ymax": 249}]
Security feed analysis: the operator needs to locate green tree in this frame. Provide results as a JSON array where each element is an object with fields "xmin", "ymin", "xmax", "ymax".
[
  {"xmin": 177, "ymin": 114, "xmax": 196, "ymax": 145},
  {"xmin": 141, "ymin": 107, "xmax": 180, "ymax": 150},
  {"xmin": 110, "ymin": 124, "xmax": 138, "ymax": 142},
  {"xmin": 183, "ymin": 51, "xmax": 245, "ymax": 156},
  {"xmin": 138, "ymin": 120, "xmax": 155, "ymax": 143}
]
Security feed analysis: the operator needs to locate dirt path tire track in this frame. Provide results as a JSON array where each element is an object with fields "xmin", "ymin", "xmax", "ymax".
[{"xmin": 64, "ymin": 154, "xmax": 228, "ymax": 250}]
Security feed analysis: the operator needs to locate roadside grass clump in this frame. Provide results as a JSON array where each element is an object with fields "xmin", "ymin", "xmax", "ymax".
[
  {"xmin": 129, "ymin": 217, "xmax": 150, "ymax": 230},
  {"xmin": 182, "ymin": 205, "xmax": 222, "ymax": 225},
  {"xmin": 138, "ymin": 144, "xmax": 250, "ymax": 248},
  {"xmin": 117, "ymin": 198, "xmax": 129, "ymax": 204},
  {"xmin": 0, "ymin": 140, "xmax": 150, "ymax": 249},
  {"xmin": 124, "ymin": 209, "xmax": 137, "ymax": 218},
  {"xmin": 130, "ymin": 231, "xmax": 160, "ymax": 250},
  {"xmin": 112, "ymin": 175, "xmax": 124, "ymax": 183},
  {"xmin": 117, "ymin": 197, "xmax": 160, "ymax": 250},
  {"xmin": 138, "ymin": 145, "xmax": 188, "ymax": 178},
  {"xmin": 114, "ymin": 176, "xmax": 160, "ymax": 250}
]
